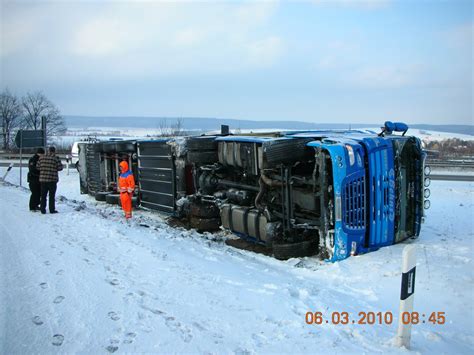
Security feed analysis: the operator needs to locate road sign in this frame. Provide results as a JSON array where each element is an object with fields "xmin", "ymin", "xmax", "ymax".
[{"xmin": 15, "ymin": 130, "xmax": 45, "ymax": 148}]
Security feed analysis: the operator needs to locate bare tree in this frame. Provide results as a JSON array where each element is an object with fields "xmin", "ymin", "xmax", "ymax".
[
  {"xmin": 22, "ymin": 91, "xmax": 66, "ymax": 137},
  {"xmin": 0, "ymin": 89, "xmax": 22, "ymax": 151},
  {"xmin": 172, "ymin": 117, "xmax": 185, "ymax": 136},
  {"xmin": 158, "ymin": 118, "xmax": 185, "ymax": 136},
  {"xmin": 158, "ymin": 118, "xmax": 172, "ymax": 136}
]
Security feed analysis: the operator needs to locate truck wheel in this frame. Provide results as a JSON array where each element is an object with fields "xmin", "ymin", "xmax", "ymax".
[
  {"xmin": 263, "ymin": 138, "xmax": 312, "ymax": 167},
  {"xmin": 102, "ymin": 142, "xmax": 116, "ymax": 153},
  {"xmin": 105, "ymin": 193, "xmax": 120, "ymax": 205},
  {"xmin": 187, "ymin": 137, "xmax": 217, "ymax": 151},
  {"xmin": 91, "ymin": 143, "xmax": 104, "ymax": 153},
  {"xmin": 189, "ymin": 216, "xmax": 221, "ymax": 232},
  {"xmin": 115, "ymin": 141, "xmax": 136, "ymax": 152},
  {"xmin": 190, "ymin": 203, "xmax": 219, "ymax": 218},
  {"xmin": 186, "ymin": 151, "xmax": 218, "ymax": 164},
  {"xmin": 273, "ymin": 239, "xmax": 318, "ymax": 260},
  {"xmin": 95, "ymin": 191, "xmax": 111, "ymax": 202}
]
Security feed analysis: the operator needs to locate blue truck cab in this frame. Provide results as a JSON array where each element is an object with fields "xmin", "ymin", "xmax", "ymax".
[
  {"xmin": 193, "ymin": 122, "xmax": 427, "ymax": 261},
  {"xmin": 286, "ymin": 122, "xmax": 427, "ymax": 261}
]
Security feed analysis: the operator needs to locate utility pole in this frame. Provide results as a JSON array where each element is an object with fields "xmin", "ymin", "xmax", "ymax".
[{"xmin": 41, "ymin": 116, "xmax": 47, "ymax": 149}]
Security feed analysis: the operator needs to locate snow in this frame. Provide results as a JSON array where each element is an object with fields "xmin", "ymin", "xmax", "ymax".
[
  {"xmin": 430, "ymin": 168, "xmax": 474, "ymax": 177},
  {"xmin": 359, "ymin": 128, "xmax": 474, "ymax": 142},
  {"xmin": 408, "ymin": 129, "xmax": 474, "ymax": 142},
  {"xmin": 1, "ymin": 168, "xmax": 473, "ymax": 354}
]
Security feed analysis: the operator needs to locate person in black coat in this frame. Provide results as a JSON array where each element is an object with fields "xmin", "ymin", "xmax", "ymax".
[{"xmin": 28, "ymin": 147, "xmax": 45, "ymax": 211}]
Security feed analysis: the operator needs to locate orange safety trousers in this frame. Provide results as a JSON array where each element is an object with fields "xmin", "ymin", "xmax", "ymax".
[{"xmin": 120, "ymin": 192, "xmax": 133, "ymax": 219}]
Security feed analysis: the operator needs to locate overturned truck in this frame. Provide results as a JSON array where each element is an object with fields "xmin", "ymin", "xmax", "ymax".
[{"xmin": 78, "ymin": 122, "xmax": 429, "ymax": 261}]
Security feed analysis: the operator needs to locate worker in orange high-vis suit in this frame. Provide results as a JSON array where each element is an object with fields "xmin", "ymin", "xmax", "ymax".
[{"xmin": 118, "ymin": 161, "xmax": 135, "ymax": 219}]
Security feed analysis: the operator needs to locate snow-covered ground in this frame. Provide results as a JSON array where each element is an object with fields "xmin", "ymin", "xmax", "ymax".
[
  {"xmin": 430, "ymin": 167, "xmax": 474, "ymax": 177},
  {"xmin": 167, "ymin": 127, "xmax": 474, "ymax": 141},
  {"xmin": 0, "ymin": 168, "xmax": 473, "ymax": 354},
  {"xmin": 53, "ymin": 126, "xmax": 474, "ymax": 151}
]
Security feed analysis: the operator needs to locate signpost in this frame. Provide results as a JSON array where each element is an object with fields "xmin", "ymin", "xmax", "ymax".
[
  {"xmin": 396, "ymin": 245, "xmax": 417, "ymax": 348},
  {"xmin": 66, "ymin": 154, "xmax": 71, "ymax": 175},
  {"xmin": 14, "ymin": 117, "xmax": 47, "ymax": 186}
]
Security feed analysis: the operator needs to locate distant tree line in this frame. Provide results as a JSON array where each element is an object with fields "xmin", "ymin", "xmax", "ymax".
[
  {"xmin": 424, "ymin": 138, "xmax": 474, "ymax": 159},
  {"xmin": 0, "ymin": 89, "xmax": 66, "ymax": 151},
  {"xmin": 157, "ymin": 117, "xmax": 185, "ymax": 137}
]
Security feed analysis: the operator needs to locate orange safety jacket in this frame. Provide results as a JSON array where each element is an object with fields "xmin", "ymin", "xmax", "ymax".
[{"xmin": 118, "ymin": 161, "xmax": 135, "ymax": 193}]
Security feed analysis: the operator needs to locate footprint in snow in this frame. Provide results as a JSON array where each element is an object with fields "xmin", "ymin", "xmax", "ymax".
[
  {"xmin": 108, "ymin": 279, "xmax": 120, "ymax": 286},
  {"xmin": 39, "ymin": 282, "xmax": 48, "ymax": 289},
  {"xmin": 32, "ymin": 316, "xmax": 43, "ymax": 325},
  {"xmin": 123, "ymin": 332, "xmax": 137, "ymax": 344},
  {"xmin": 106, "ymin": 345, "xmax": 119, "ymax": 353},
  {"xmin": 234, "ymin": 347, "xmax": 252, "ymax": 355},
  {"xmin": 52, "ymin": 334, "xmax": 64, "ymax": 346},
  {"xmin": 44, "ymin": 261, "xmax": 51, "ymax": 266},
  {"xmin": 140, "ymin": 304, "xmax": 164, "ymax": 315},
  {"xmin": 192, "ymin": 322, "xmax": 207, "ymax": 331},
  {"xmin": 108, "ymin": 311, "xmax": 120, "ymax": 321},
  {"xmin": 56, "ymin": 269, "xmax": 65, "ymax": 276},
  {"xmin": 165, "ymin": 316, "xmax": 193, "ymax": 343},
  {"xmin": 53, "ymin": 296, "xmax": 65, "ymax": 304}
]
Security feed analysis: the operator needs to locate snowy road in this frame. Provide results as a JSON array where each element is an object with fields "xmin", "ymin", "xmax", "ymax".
[{"xmin": 0, "ymin": 169, "xmax": 473, "ymax": 354}]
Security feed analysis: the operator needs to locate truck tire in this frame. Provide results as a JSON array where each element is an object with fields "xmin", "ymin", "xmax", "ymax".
[
  {"xmin": 263, "ymin": 138, "xmax": 312, "ymax": 167},
  {"xmin": 190, "ymin": 203, "xmax": 220, "ymax": 218},
  {"xmin": 189, "ymin": 216, "xmax": 221, "ymax": 232},
  {"xmin": 186, "ymin": 150, "xmax": 218, "ymax": 164},
  {"xmin": 102, "ymin": 142, "xmax": 116, "ymax": 153},
  {"xmin": 273, "ymin": 239, "xmax": 318, "ymax": 260},
  {"xmin": 95, "ymin": 191, "xmax": 111, "ymax": 202},
  {"xmin": 105, "ymin": 193, "xmax": 120, "ymax": 205},
  {"xmin": 115, "ymin": 141, "xmax": 136, "ymax": 152},
  {"xmin": 90, "ymin": 143, "xmax": 103, "ymax": 153},
  {"xmin": 187, "ymin": 137, "xmax": 217, "ymax": 151}
]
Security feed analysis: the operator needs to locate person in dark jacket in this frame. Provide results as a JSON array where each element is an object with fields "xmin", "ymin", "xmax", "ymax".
[
  {"xmin": 28, "ymin": 147, "xmax": 45, "ymax": 211},
  {"xmin": 37, "ymin": 146, "xmax": 63, "ymax": 214}
]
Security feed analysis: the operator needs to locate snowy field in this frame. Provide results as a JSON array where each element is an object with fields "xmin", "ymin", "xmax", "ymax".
[
  {"xmin": 0, "ymin": 168, "xmax": 473, "ymax": 354},
  {"xmin": 52, "ymin": 126, "xmax": 474, "ymax": 151}
]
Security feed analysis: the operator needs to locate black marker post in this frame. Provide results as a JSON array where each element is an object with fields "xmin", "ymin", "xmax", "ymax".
[
  {"xmin": 2, "ymin": 163, "xmax": 14, "ymax": 181},
  {"xmin": 396, "ymin": 245, "xmax": 417, "ymax": 348}
]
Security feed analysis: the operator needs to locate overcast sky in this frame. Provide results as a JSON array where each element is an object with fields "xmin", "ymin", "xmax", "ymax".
[{"xmin": 1, "ymin": 0, "xmax": 472, "ymax": 124}]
